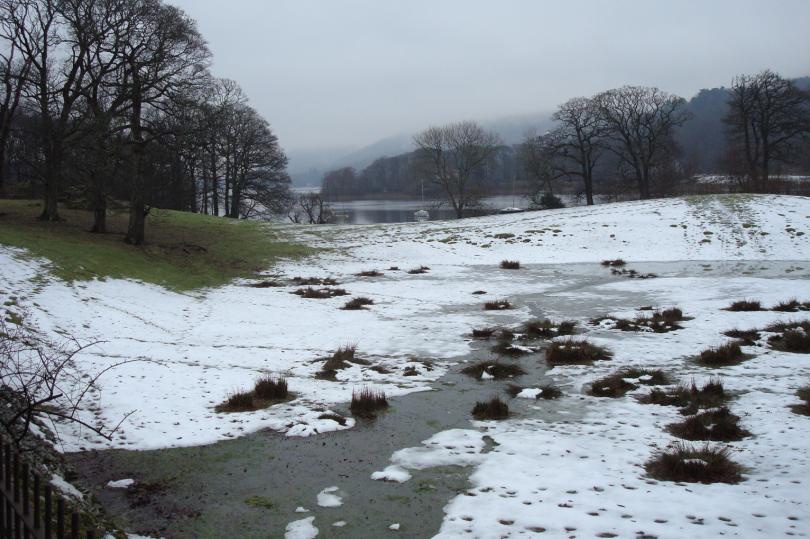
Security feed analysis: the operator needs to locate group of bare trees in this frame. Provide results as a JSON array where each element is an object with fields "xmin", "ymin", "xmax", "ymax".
[
  {"xmin": 0, "ymin": 0, "xmax": 289, "ymax": 243},
  {"xmin": 520, "ymin": 86, "xmax": 690, "ymax": 205},
  {"xmin": 724, "ymin": 70, "xmax": 810, "ymax": 191}
]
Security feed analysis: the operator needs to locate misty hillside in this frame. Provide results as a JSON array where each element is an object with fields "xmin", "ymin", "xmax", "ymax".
[{"xmin": 291, "ymin": 77, "xmax": 810, "ymax": 187}]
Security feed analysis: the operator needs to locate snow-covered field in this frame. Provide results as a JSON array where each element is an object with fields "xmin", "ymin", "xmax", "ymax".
[{"xmin": 2, "ymin": 194, "xmax": 810, "ymax": 538}]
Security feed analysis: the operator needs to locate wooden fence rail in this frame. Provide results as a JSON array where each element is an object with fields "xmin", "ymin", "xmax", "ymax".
[{"xmin": 0, "ymin": 436, "xmax": 96, "ymax": 539}]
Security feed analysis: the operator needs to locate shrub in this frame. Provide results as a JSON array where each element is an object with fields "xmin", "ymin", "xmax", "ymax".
[
  {"xmin": 723, "ymin": 329, "xmax": 760, "ymax": 346},
  {"xmin": 342, "ymin": 297, "xmax": 374, "ymax": 310},
  {"xmin": 697, "ymin": 342, "xmax": 747, "ymax": 366},
  {"xmin": 472, "ymin": 397, "xmax": 509, "ymax": 420},
  {"xmin": 356, "ymin": 270, "xmax": 383, "ymax": 277},
  {"xmin": 645, "ymin": 443, "xmax": 744, "ymax": 484},
  {"xmin": 666, "ymin": 407, "xmax": 750, "ymax": 442},
  {"xmin": 725, "ymin": 300, "xmax": 762, "ymax": 312},
  {"xmin": 350, "ymin": 387, "xmax": 388, "ymax": 417},
  {"xmin": 790, "ymin": 385, "xmax": 810, "ymax": 416},
  {"xmin": 407, "ymin": 266, "xmax": 430, "ymax": 274},
  {"xmin": 461, "ymin": 360, "xmax": 526, "ymax": 380},
  {"xmin": 601, "ymin": 259, "xmax": 626, "ymax": 267},
  {"xmin": 293, "ymin": 287, "xmax": 349, "ymax": 299},
  {"xmin": 217, "ymin": 390, "xmax": 255, "ymax": 412},
  {"xmin": 537, "ymin": 192, "xmax": 565, "ymax": 210},
  {"xmin": 500, "ymin": 260, "xmax": 520, "ymax": 270},
  {"xmin": 772, "ymin": 299, "xmax": 801, "ymax": 312},
  {"xmin": 484, "ymin": 299, "xmax": 512, "ymax": 311},
  {"xmin": 545, "ymin": 339, "xmax": 612, "ymax": 365},
  {"xmin": 253, "ymin": 376, "xmax": 288, "ymax": 401},
  {"xmin": 639, "ymin": 379, "xmax": 727, "ymax": 415}
]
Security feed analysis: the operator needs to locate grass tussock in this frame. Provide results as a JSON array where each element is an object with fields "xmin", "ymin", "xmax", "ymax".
[
  {"xmin": 471, "ymin": 327, "xmax": 497, "ymax": 339},
  {"xmin": 472, "ymin": 290, "xmax": 487, "ymax": 295},
  {"xmin": 767, "ymin": 321, "xmax": 810, "ymax": 353},
  {"xmin": 506, "ymin": 383, "xmax": 563, "ymax": 400},
  {"xmin": 253, "ymin": 376, "xmax": 289, "ymax": 401},
  {"xmin": 216, "ymin": 376, "xmax": 292, "ymax": 413},
  {"xmin": 666, "ymin": 407, "xmax": 750, "ymax": 442},
  {"xmin": 697, "ymin": 342, "xmax": 747, "ymax": 366},
  {"xmin": 593, "ymin": 307, "xmax": 686, "ymax": 333},
  {"xmin": 342, "ymin": 297, "xmax": 374, "ymax": 310},
  {"xmin": 356, "ymin": 270, "xmax": 383, "ymax": 277},
  {"xmin": 545, "ymin": 339, "xmax": 612, "ymax": 365},
  {"xmin": 293, "ymin": 287, "xmax": 349, "ymax": 299},
  {"xmin": 472, "ymin": 397, "xmax": 509, "ymax": 420},
  {"xmin": 500, "ymin": 260, "xmax": 521, "ymax": 270},
  {"xmin": 645, "ymin": 443, "xmax": 744, "ymax": 484},
  {"xmin": 639, "ymin": 378, "xmax": 728, "ymax": 415},
  {"xmin": 484, "ymin": 299, "xmax": 512, "ymax": 311},
  {"xmin": 588, "ymin": 368, "xmax": 670, "ymax": 398},
  {"xmin": 520, "ymin": 318, "xmax": 577, "ymax": 339},
  {"xmin": 350, "ymin": 387, "xmax": 388, "ymax": 417},
  {"xmin": 316, "ymin": 345, "xmax": 359, "ymax": 380},
  {"xmin": 249, "ymin": 280, "xmax": 283, "ymax": 288},
  {"xmin": 0, "ymin": 201, "xmax": 313, "ymax": 291},
  {"xmin": 407, "ymin": 265, "xmax": 430, "ymax": 274},
  {"xmin": 461, "ymin": 360, "xmax": 526, "ymax": 380},
  {"xmin": 725, "ymin": 299, "xmax": 762, "ymax": 312},
  {"xmin": 601, "ymin": 259, "xmax": 626, "ymax": 267},
  {"xmin": 723, "ymin": 329, "xmax": 761, "ymax": 346},
  {"xmin": 292, "ymin": 276, "xmax": 338, "ymax": 286},
  {"xmin": 790, "ymin": 385, "xmax": 810, "ymax": 416}
]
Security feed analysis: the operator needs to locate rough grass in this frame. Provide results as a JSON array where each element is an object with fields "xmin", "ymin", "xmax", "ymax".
[
  {"xmin": 342, "ymin": 297, "xmax": 374, "ymax": 310},
  {"xmin": 645, "ymin": 443, "xmax": 744, "ymax": 484},
  {"xmin": 491, "ymin": 340, "xmax": 532, "ymax": 357},
  {"xmin": 545, "ymin": 339, "xmax": 612, "ymax": 365},
  {"xmin": 407, "ymin": 265, "xmax": 430, "ymax": 274},
  {"xmin": 461, "ymin": 360, "xmax": 526, "ymax": 380},
  {"xmin": 588, "ymin": 368, "xmax": 670, "ymax": 398},
  {"xmin": 317, "ymin": 412, "xmax": 347, "ymax": 426},
  {"xmin": 472, "ymin": 397, "xmax": 509, "ymax": 420},
  {"xmin": 666, "ymin": 407, "xmax": 750, "ymax": 442},
  {"xmin": 484, "ymin": 299, "xmax": 512, "ymax": 311},
  {"xmin": 0, "ymin": 200, "xmax": 312, "ymax": 290},
  {"xmin": 723, "ymin": 328, "xmax": 761, "ymax": 346},
  {"xmin": 601, "ymin": 259, "xmax": 626, "ymax": 267},
  {"xmin": 639, "ymin": 378, "xmax": 728, "ymax": 415},
  {"xmin": 500, "ymin": 260, "xmax": 520, "ymax": 270},
  {"xmin": 790, "ymin": 385, "xmax": 810, "ymax": 416},
  {"xmin": 471, "ymin": 327, "xmax": 497, "ymax": 339},
  {"xmin": 520, "ymin": 319, "xmax": 577, "ymax": 338},
  {"xmin": 350, "ymin": 387, "xmax": 388, "ymax": 417},
  {"xmin": 593, "ymin": 307, "xmax": 686, "ymax": 333},
  {"xmin": 772, "ymin": 299, "xmax": 802, "ymax": 312},
  {"xmin": 697, "ymin": 342, "xmax": 747, "ymax": 366},
  {"xmin": 217, "ymin": 390, "xmax": 256, "ymax": 412},
  {"xmin": 725, "ymin": 299, "xmax": 763, "ymax": 312},
  {"xmin": 767, "ymin": 321, "xmax": 810, "ymax": 353},
  {"xmin": 292, "ymin": 276, "xmax": 338, "ymax": 286},
  {"xmin": 293, "ymin": 287, "xmax": 349, "ymax": 299},
  {"xmin": 506, "ymin": 383, "xmax": 563, "ymax": 400},
  {"xmin": 249, "ymin": 280, "xmax": 283, "ymax": 288}
]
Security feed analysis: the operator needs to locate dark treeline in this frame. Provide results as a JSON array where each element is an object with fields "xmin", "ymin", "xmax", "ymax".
[
  {"xmin": 0, "ymin": 0, "xmax": 290, "ymax": 243},
  {"xmin": 322, "ymin": 73, "xmax": 810, "ymax": 212}
]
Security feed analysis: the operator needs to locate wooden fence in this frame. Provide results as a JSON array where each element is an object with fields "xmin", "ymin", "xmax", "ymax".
[{"xmin": 0, "ymin": 436, "xmax": 96, "ymax": 539}]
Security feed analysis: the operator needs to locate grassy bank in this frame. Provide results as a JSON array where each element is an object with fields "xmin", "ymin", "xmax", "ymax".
[{"xmin": 0, "ymin": 200, "xmax": 313, "ymax": 290}]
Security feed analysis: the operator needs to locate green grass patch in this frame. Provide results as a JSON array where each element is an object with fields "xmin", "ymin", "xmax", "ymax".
[{"xmin": 0, "ymin": 200, "xmax": 313, "ymax": 290}]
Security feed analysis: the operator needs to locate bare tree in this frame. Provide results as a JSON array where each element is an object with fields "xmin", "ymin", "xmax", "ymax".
[
  {"xmin": 596, "ymin": 86, "xmax": 690, "ymax": 199},
  {"xmin": 413, "ymin": 121, "xmax": 501, "ymax": 218},
  {"xmin": 552, "ymin": 97, "xmax": 605, "ymax": 205},
  {"xmin": 295, "ymin": 191, "xmax": 331, "ymax": 224},
  {"xmin": 518, "ymin": 128, "xmax": 565, "ymax": 203},
  {"xmin": 724, "ymin": 70, "xmax": 810, "ymax": 191}
]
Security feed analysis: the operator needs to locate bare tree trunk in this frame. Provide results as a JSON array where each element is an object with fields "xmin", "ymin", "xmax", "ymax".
[
  {"xmin": 39, "ymin": 143, "xmax": 62, "ymax": 221},
  {"xmin": 125, "ymin": 95, "xmax": 146, "ymax": 245}
]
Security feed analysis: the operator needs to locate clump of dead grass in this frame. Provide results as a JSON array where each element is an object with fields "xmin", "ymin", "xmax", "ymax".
[
  {"xmin": 666, "ymin": 407, "xmax": 750, "ymax": 442},
  {"xmin": 545, "ymin": 339, "xmax": 612, "ymax": 365},
  {"xmin": 472, "ymin": 397, "xmax": 509, "ymax": 420},
  {"xmin": 645, "ymin": 443, "xmax": 744, "ymax": 484},
  {"xmin": 350, "ymin": 387, "xmax": 388, "ymax": 417},
  {"xmin": 461, "ymin": 360, "xmax": 526, "ymax": 380}
]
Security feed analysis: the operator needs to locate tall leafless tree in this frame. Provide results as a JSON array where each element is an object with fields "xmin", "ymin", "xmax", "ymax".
[
  {"xmin": 596, "ymin": 86, "xmax": 690, "ymax": 199},
  {"xmin": 413, "ymin": 121, "xmax": 501, "ymax": 218},
  {"xmin": 552, "ymin": 97, "xmax": 605, "ymax": 205},
  {"xmin": 724, "ymin": 70, "xmax": 810, "ymax": 191}
]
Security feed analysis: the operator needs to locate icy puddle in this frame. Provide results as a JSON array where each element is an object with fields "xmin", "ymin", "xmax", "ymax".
[{"xmin": 65, "ymin": 260, "xmax": 810, "ymax": 538}]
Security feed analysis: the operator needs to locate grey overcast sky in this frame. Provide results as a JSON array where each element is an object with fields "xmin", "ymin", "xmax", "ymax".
[{"xmin": 168, "ymin": 0, "xmax": 810, "ymax": 152}]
